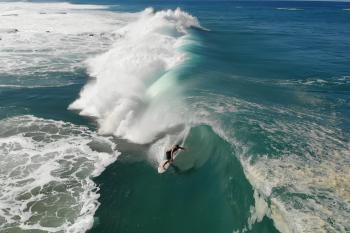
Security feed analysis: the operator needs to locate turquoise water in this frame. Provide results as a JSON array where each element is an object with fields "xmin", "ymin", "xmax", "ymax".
[
  {"xmin": 1, "ymin": 1, "xmax": 349, "ymax": 233},
  {"xmin": 90, "ymin": 125, "xmax": 278, "ymax": 233}
]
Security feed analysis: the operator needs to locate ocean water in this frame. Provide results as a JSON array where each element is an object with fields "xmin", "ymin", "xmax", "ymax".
[{"xmin": 0, "ymin": 1, "xmax": 349, "ymax": 233}]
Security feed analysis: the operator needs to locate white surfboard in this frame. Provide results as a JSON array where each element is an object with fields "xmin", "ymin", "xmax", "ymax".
[{"xmin": 158, "ymin": 160, "xmax": 171, "ymax": 174}]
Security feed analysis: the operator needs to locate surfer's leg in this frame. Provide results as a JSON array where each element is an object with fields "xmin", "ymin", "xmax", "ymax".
[{"xmin": 163, "ymin": 160, "xmax": 170, "ymax": 169}]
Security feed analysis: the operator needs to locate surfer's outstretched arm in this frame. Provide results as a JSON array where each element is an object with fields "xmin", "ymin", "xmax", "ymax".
[{"xmin": 170, "ymin": 146, "xmax": 185, "ymax": 161}]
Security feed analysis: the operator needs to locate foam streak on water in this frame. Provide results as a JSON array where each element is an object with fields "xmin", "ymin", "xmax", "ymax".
[{"xmin": 0, "ymin": 115, "xmax": 119, "ymax": 233}]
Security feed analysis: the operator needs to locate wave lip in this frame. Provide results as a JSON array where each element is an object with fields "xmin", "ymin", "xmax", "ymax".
[{"xmin": 70, "ymin": 7, "xmax": 200, "ymax": 144}]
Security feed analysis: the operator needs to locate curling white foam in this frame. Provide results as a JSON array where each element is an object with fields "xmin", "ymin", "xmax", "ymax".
[
  {"xmin": 0, "ymin": 115, "xmax": 119, "ymax": 233},
  {"xmin": 0, "ymin": 2, "xmax": 139, "ymax": 86},
  {"xmin": 188, "ymin": 93, "xmax": 350, "ymax": 233},
  {"xmin": 70, "ymin": 8, "xmax": 200, "ymax": 144}
]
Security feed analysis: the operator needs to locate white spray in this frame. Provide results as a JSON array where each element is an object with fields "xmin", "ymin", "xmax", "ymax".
[{"xmin": 70, "ymin": 8, "xmax": 200, "ymax": 145}]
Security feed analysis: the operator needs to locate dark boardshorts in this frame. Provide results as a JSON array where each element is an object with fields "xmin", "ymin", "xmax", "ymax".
[{"xmin": 166, "ymin": 150, "xmax": 172, "ymax": 160}]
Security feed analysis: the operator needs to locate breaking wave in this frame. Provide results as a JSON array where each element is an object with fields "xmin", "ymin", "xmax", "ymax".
[
  {"xmin": 70, "ymin": 8, "xmax": 200, "ymax": 144},
  {"xmin": 4, "ymin": 2, "xmax": 348, "ymax": 233}
]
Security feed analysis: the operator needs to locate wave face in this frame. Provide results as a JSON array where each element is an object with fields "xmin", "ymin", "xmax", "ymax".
[
  {"xmin": 0, "ymin": 115, "xmax": 119, "ymax": 233},
  {"xmin": 69, "ymin": 8, "xmax": 200, "ymax": 144}
]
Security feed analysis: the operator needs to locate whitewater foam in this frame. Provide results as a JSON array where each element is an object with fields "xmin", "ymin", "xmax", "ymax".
[
  {"xmin": 188, "ymin": 93, "xmax": 350, "ymax": 233},
  {"xmin": 0, "ymin": 115, "xmax": 119, "ymax": 233},
  {"xmin": 70, "ymin": 7, "xmax": 200, "ymax": 144},
  {"xmin": 276, "ymin": 8, "xmax": 304, "ymax": 11},
  {"xmin": 0, "ymin": 2, "xmax": 138, "ymax": 86}
]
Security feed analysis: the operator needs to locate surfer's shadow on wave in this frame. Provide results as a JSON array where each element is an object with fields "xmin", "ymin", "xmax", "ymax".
[{"xmin": 166, "ymin": 163, "xmax": 197, "ymax": 175}]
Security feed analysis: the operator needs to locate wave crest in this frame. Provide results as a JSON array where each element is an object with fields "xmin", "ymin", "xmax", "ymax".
[{"xmin": 69, "ymin": 8, "xmax": 200, "ymax": 144}]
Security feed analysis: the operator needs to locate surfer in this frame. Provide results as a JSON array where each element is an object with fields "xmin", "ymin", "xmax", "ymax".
[{"xmin": 163, "ymin": 144, "xmax": 185, "ymax": 168}]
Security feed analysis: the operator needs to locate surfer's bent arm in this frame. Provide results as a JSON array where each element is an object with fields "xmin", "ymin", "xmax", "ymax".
[{"xmin": 170, "ymin": 146, "xmax": 185, "ymax": 161}]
